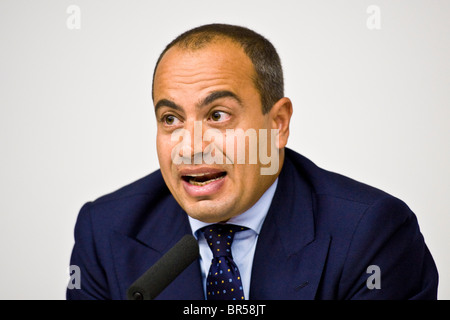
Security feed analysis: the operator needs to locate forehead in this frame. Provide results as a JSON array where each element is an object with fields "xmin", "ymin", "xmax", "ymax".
[{"xmin": 153, "ymin": 40, "xmax": 256, "ymax": 101}]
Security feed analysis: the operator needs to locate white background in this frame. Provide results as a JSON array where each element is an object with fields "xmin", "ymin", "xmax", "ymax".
[{"xmin": 0, "ymin": 0, "xmax": 448, "ymax": 299}]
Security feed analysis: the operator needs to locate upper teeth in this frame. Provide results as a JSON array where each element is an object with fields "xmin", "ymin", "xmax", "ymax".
[{"xmin": 187, "ymin": 173, "xmax": 210, "ymax": 177}]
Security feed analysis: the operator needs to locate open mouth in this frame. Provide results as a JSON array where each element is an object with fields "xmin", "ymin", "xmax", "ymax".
[{"xmin": 182, "ymin": 172, "xmax": 227, "ymax": 186}]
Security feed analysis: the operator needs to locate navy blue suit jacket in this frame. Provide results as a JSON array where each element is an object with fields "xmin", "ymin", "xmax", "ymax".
[{"xmin": 67, "ymin": 148, "xmax": 438, "ymax": 300}]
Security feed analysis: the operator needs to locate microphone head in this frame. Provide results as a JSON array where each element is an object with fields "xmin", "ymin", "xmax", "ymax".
[{"xmin": 127, "ymin": 234, "xmax": 199, "ymax": 300}]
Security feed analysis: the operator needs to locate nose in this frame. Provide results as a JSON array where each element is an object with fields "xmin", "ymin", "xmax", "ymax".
[{"xmin": 174, "ymin": 120, "xmax": 208, "ymax": 164}]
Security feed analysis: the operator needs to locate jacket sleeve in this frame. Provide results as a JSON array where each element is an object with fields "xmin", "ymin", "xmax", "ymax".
[
  {"xmin": 338, "ymin": 196, "xmax": 438, "ymax": 300},
  {"xmin": 66, "ymin": 202, "xmax": 110, "ymax": 300}
]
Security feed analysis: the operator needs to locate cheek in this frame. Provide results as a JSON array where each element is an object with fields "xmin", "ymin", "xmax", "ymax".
[
  {"xmin": 156, "ymin": 133, "xmax": 164, "ymax": 161},
  {"xmin": 228, "ymin": 164, "xmax": 263, "ymax": 206},
  {"xmin": 156, "ymin": 133, "xmax": 174, "ymax": 169},
  {"xmin": 223, "ymin": 130, "xmax": 259, "ymax": 165}
]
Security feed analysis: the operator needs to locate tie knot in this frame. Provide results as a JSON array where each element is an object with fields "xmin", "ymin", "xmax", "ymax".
[{"xmin": 202, "ymin": 224, "xmax": 247, "ymax": 258}]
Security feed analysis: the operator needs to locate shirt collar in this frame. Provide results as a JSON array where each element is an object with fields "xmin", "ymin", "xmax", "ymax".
[{"xmin": 188, "ymin": 178, "xmax": 278, "ymax": 238}]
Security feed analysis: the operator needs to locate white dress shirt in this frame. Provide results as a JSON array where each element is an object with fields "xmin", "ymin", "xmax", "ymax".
[{"xmin": 188, "ymin": 178, "xmax": 278, "ymax": 299}]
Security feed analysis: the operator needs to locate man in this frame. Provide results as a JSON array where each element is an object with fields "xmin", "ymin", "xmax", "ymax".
[{"xmin": 67, "ymin": 24, "xmax": 438, "ymax": 300}]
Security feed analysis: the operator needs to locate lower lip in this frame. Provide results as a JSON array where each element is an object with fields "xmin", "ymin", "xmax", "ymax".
[{"xmin": 182, "ymin": 175, "xmax": 227, "ymax": 197}]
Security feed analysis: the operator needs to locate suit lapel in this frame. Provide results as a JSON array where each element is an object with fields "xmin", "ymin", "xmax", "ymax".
[
  {"xmin": 110, "ymin": 197, "xmax": 204, "ymax": 300},
  {"xmin": 250, "ymin": 155, "xmax": 330, "ymax": 300}
]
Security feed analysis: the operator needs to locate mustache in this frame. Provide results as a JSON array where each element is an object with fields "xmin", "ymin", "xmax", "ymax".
[{"xmin": 169, "ymin": 123, "xmax": 280, "ymax": 175}]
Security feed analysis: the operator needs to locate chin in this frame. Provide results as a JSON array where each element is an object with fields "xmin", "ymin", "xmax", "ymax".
[{"xmin": 184, "ymin": 199, "xmax": 237, "ymax": 223}]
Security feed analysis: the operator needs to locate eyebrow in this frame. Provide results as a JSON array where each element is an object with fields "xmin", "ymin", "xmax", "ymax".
[
  {"xmin": 198, "ymin": 90, "xmax": 242, "ymax": 107},
  {"xmin": 154, "ymin": 90, "xmax": 242, "ymax": 114},
  {"xmin": 154, "ymin": 99, "xmax": 182, "ymax": 114}
]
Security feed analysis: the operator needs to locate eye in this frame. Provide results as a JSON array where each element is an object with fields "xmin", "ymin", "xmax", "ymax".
[
  {"xmin": 162, "ymin": 114, "xmax": 181, "ymax": 126},
  {"xmin": 209, "ymin": 111, "xmax": 230, "ymax": 122}
]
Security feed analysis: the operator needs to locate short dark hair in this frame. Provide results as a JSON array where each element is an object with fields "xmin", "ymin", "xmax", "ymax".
[{"xmin": 152, "ymin": 23, "xmax": 284, "ymax": 114}]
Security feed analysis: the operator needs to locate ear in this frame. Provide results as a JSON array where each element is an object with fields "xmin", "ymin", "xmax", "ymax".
[{"xmin": 268, "ymin": 97, "xmax": 293, "ymax": 149}]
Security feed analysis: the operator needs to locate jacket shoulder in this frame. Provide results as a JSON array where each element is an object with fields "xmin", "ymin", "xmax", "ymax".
[
  {"xmin": 78, "ymin": 169, "xmax": 173, "ymax": 231},
  {"xmin": 284, "ymin": 148, "xmax": 415, "ymax": 237},
  {"xmin": 92, "ymin": 169, "xmax": 168, "ymax": 205},
  {"xmin": 285, "ymin": 148, "xmax": 392, "ymax": 205}
]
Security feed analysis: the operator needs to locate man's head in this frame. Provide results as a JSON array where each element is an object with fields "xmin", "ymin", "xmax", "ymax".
[
  {"xmin": 152, "ymin": 23, "xmax": 284, "ymax": 114},
  {"xmin": 152, "ymin": 24, "xmax": 293, "ymax": 223}
]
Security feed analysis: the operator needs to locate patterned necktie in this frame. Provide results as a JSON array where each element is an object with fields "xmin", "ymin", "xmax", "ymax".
[{"xmin": 202, "ymin": 224, "xmax": 248, "ymax": 300}]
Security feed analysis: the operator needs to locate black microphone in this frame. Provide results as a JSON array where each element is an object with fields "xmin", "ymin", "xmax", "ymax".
[{"xmin": 127, "ymin": 234, "xmax": 199, "ymax": 300}]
